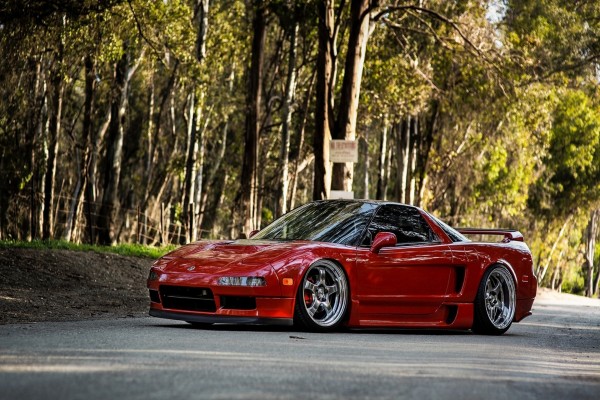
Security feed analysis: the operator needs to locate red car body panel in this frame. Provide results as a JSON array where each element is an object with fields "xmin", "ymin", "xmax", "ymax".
[{"xmin": 148, "ymin": 205, "xmax": 537, "ymax": 330}]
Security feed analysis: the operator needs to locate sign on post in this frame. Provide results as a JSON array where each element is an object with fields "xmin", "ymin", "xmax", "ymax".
[
  {"xmin": 329, "ymin": 140, "xmax": 358, "ymax": 163},
  {"xmin": 330, "ymin": 190, "xmax": 354, "ymax": 199}
]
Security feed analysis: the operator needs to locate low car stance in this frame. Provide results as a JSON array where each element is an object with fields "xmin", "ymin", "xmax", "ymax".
[{"xmin": 147, "ymin": 200, "xmax": 537, "ymax": 335}]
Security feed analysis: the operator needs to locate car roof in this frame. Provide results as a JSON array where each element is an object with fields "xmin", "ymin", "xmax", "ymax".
[{"xmin": 310, "ymin": 199, "xmax": 422, "ymax": 209}]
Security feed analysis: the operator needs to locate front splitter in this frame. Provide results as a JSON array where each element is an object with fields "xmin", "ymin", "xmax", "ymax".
[{"xmin": 149, "ymin": 309, "xmax": 294, "ymax": 326}]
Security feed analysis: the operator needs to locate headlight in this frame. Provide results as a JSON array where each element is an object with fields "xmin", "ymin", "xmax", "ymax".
[
  {"xmin": 217, "ymin": 276, "xmax": 266, "ymax": 287},
  {"xmin": 148, "ymin": 270, "xmax": 159, "ymax": 281}
]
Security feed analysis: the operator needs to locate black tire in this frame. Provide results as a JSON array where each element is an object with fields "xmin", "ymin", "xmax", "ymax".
[
  {"xmin": 294, "ymin": 260, "xmax": 349, "ymax": 332},
  {"xmin": 472, "ymin": 264, "xmax": 516, "ymax": 335}
]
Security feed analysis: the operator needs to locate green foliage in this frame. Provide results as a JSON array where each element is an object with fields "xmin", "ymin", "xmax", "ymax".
[
  {"xmin": 0, "ymin": 240, "xmax": 176, "ymax": 259},
  {"xmin": 261, "ymin": 207, "xmax": 274, "ymax": 226},
  {"xmin": 529, "ymin": 89, "xmax": 600, "ymax": 218}
]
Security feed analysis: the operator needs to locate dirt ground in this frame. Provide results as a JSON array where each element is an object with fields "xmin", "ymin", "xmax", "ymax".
[{"xmin": 0, "ymin": 248, "xmax": 154, "ymax": 325}]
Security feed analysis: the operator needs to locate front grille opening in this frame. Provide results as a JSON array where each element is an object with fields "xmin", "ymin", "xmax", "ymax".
[
  {"xmin": 149, "ymin": 290, "xmax": 160, "ymax": 303},
  {"xmin": 160, "ymin": 285, "xmax": 216, "ymax": 312},
  {"xmin": 220, "ymin": 296, "xmax": 257, "ymax": 310}
]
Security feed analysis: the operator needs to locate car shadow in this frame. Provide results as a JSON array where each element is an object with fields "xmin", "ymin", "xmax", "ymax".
[{"xmin": 149, "ymin": 322, "xmax": 474, "ymax": 336}]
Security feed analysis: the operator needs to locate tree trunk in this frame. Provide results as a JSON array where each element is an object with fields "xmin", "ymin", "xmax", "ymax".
[
  {"xmin": 144, "ymin": 62, "xmax": 179, "ymax": 209},
  {"xmin": 584, "ymin": 209, "xmax": 599, "ymax": 297},
  {"xmin": 331, "ymin": 0, "xmax": 372, "ymax": 192},
  {"xmin": 383, "ymin": 126, "xmax": 393, "ymax": 201},
  {"xmin": 66, "ymin": 55, "xmax": 95, "ymax": 242},
  {"xmin": 376, "ymin": 119, "xmax": 388, "ymax": 200},
  {"xmin": 87, "ymin": 104, "xmax": 112, "ymax": 239},
  {"xmin": 551, "ymin": 249, "xmax": 565, "ymax": 291},
  {"xmin": 193, "ymin": 106, "xmax": 210, "ymax": 241},
  {"xmin": 42, "ymin": 50, "xmax": 64, "ymax": 240},
  {"xmin": 195, "ymin": 0, "xmax": 210, "ymax": 62},
  {"xmin": 397, "ymin": 117, "xmax": 410, "ymax": 204},
  {"xmin": 417, "ymin": 100, "xmax": 439, "ymax": 206},
  {"xmin": 290, "ymin": 69, "xmax": 316, "ymax": 210},
  {"xmin": 408, "ymin": 116, "xmax": 418, "ymax": 205},
  {"xmin": 539, "ymin": 215, "xmax": 572, "ymax": 283},
  {"xmin": 277, "ymin": 22, "xmax": 298, "ymax": 217},
  {"xmin": 313, "ymin": 0, "xmax": 336, "ymax": 200},
  {"xmin": 182, "ymin": 92, "xmax": 198, "ymax": 243},
  {"xmin": 363, "ymin": 131, "xmax": 369, "ymax": 198},
  {"xmin": 198, "ymin": 67, "xmax": 234, "ymax": 232},
  {"xmin": 240, "ymin": 0, "xmax": 266, "ymax": 233},
  {"xmin": 97, "ymin": 46, "xmax": 143, "ymax": 245}
]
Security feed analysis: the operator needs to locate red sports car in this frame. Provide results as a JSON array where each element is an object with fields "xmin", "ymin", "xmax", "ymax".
[{"xmin": 147, "ymin": 200, "xmax": 537, "ymax": 335}]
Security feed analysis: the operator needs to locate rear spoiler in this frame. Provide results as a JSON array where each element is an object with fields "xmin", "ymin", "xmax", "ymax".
[{"xmin": 456, "ymin": 228, "xmax": 524, "ymax": 242}]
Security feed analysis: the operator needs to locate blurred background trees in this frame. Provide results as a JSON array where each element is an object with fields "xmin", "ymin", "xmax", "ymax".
[{"xmin": 1, "ymin": 0, "xmax": 599, "ymax": 296}]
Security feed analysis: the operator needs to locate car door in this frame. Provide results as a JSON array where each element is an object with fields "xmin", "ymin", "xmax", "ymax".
[{"xmin": 356, "ymin": 205, "xmax": 454, "ymax": 320}]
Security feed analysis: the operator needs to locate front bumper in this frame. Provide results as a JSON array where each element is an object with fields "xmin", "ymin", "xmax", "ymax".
[{"xmin": 147, "ymin": 261, "xmax": 297, "ymax": 324}]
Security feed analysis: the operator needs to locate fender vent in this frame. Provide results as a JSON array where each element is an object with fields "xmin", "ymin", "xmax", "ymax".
[
  {"xmin": 454, "ymin": 267, "xmax": 466, "ymax": 293},
  {"xmin": 446, "ymin": 305, "xmax": 458, "ymax": 324}
]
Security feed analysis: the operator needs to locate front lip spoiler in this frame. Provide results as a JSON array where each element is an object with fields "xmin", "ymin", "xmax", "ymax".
[{"xmin": 149, "ymin": 309, "xmax": 294, "ymax": 326}]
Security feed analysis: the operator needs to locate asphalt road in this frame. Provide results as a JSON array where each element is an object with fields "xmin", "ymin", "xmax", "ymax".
[{"xmin": 1, "ymin": 293, "xmax": 599, "ymax": 400}]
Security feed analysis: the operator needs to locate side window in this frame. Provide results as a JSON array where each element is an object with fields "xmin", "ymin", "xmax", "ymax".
[{"xmin": 362, "ymin": 205, "xmax": 436, "ymax": 246}]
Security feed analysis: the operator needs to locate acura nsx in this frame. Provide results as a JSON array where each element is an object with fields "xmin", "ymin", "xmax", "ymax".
[{"xmin": 147, "ymin": 200, "xmax": 537, "ymax": 335}]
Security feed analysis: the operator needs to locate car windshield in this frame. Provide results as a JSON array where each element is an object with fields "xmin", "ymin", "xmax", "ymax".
[{"xmin": 252, "ymin": 201, "xmax": 377, "ymax": 246}]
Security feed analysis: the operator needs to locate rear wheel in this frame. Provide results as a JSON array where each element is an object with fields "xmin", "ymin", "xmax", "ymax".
[
  {"xmin": 473, "ymin": 265, "xmax": 516, "ymax": 335},
  {"xmin": 294, "ymin": 260, "xmax": 349, "ymax": 332}
]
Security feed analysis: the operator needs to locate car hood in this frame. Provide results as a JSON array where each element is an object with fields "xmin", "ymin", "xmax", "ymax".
[{"xmin": 157, "ymin": 239, "xmax": 310, "ymax": 274}]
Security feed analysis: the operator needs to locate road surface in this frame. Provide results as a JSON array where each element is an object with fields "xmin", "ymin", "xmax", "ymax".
[{"xmin": 0, "ymin": 291, "xmax": 599, "ymax": 399}]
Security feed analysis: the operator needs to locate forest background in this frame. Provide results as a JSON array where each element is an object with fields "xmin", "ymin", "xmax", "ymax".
[{"xmin": 1, "ymin": 0, "xmax": 599, "ymax": 297}]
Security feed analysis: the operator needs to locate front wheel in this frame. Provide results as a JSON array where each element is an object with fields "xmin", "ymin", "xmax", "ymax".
[
  {"xmin": 294, "ymin": 260, "xmax": 349, "ymax": 332},
  {"xmin": 473, "ymin": 265, "xmax": 516, "ymax": 335}
]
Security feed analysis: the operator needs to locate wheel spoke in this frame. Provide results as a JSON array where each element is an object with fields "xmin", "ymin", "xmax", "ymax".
[
  {"xmin": 491, "ymin": 305, "xmax": 500, "ymax": 323},
  {"xmin": 304, "ymin": 280, "xmax": 317, "ymax": 293},
  {"xmin": 492, "ymin": 280, "xmax": 502, "ymax": 295},
  {"xmin": 322, "ymin": 301, "xmax": 333, "ymax": 316},
  {"xmin": 325, "ymin": 284, "xmax": 338, "ymax": 294},
  {"xmin": 486, "ymin": 280, "xmax": 493, "ymax": 294},
  {"xmin": 318, "ymin": 268, "xmax": 326, "ymax": 285},
  {"xmin": 306, "ymin": 300, "xmax": 320, "ymax": 317},
  {"xmin": 498, "ymin": 304, "xmax": 506, "ymax": 319}
]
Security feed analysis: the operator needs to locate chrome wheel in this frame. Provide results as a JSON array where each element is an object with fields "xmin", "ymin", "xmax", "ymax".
[
  {"xmin": 484, "ymin": 268, "xmax": 516, "ymax": 330},
  {"xmin": 473, "ymin": 265, "xmax": 516, "ymax": 335},
  {"xmin": 297, "ymin": 260, "xmax": 348, "ymax": 329}
]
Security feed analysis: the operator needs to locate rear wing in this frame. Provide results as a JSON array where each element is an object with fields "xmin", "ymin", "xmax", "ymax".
[{"xmin": 456, "ymin": 228, "xmax": 524, "ymax": 243}]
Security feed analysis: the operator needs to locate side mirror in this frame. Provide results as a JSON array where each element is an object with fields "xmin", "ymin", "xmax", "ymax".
[
  {"xmin": 249, "ymin": 229, "xmax": 260, "ymax": 238},
  {"xmin": 370, "ymin": 232, "xmax": 397, "ymax": 253}
]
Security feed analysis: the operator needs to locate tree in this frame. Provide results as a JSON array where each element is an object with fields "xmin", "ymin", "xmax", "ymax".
[{"xmin": 240, "ymin": 0, "xmax": 266, "ymax": 233}]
